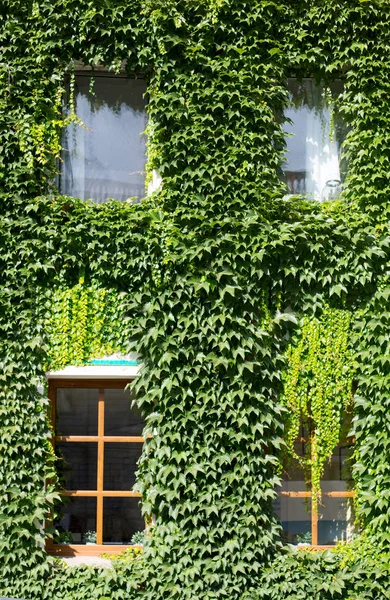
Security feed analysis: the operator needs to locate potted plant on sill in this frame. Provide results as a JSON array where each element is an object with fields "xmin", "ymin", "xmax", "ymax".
[
  {"xmin": 296, "ymin": 531, "xmax": 312, "ymax": 547},
  {"xmin": 130, "ymin": 530, "xmax": 146, "ymax": 546},
  {"xmin": 83, "ymin": 530, "xmax": 97, "ymax": 545}
]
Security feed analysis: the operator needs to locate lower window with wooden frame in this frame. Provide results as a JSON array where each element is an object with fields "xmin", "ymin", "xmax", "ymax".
[
  {"xmin": 47, "ymin": 379, "xmax": 145, "ymax": 555},
  {"xmin": 273, "ymin": 423, "xmax": 355, "ymax": 548}
]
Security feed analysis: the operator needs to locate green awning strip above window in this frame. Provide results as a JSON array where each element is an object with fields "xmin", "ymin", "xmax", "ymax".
[{"xmin": 88, "ymin": 359, "xmax": 138, "ymax": 366}]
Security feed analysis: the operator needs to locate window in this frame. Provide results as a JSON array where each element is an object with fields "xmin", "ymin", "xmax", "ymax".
[
  {"xmin": 274, "ymin": 422, "xmax": 355, "ymax": 548},
  {"xmin": 282, "ymin": 78, "xmax": 347, "ymax": 202},
  {"xmin": 47, "ymin": 379, "xmax": 145, "ymax": 555},
  {"xmin": 59, "ymin": 72, "xmax": 148, "ymax": 203}
]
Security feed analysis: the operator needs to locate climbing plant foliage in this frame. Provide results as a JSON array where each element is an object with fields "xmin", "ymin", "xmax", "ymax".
[
  {"xmin": 46, "ymin": 277, "xmax": 125, "ymax": 370},
  {"xmin": 282, "ymin": 306, "xmax": 354, "ymax": 508},
  {"xmin": 1, "ymin": 1, "xmax": 390, "ymax": 599}
]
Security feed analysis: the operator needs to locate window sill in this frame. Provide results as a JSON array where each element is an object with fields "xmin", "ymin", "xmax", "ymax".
[
  {"xmin": 47, "ymin": 543, "xmax": 143, "ymax": 556},
  {"xmin": 295, "ymin": 545, "xmax": 340, "ymax": 552}
]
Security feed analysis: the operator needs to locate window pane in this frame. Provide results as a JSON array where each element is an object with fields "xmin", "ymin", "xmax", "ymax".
[
  {"xmin": 281, "ymin": 439, "xmax": 353, "ymax": 485},
  {"xmin": 281, "ymin": 439, "xmax": 307, "ymax": 481},
  {"xmin": 274, "ymin": 494, "xmax": 312, "ymax": 545},
  {"xmin": 104, "ymin": 388, "xmax": 144, "ymax": 436},
  {"xmin": 103, "ymin": 497, "xmax": 144, "ymax": 544},
  {"xmin": 104, "ymin": 442, "xmax": 143, "ymax": 490},
  {"xmin": 318, "ymin": 496, "xmax": 355, "ymax": 545},
  {"xmin": 57, "ymin": 442, "xmax": 98, "ymax": 490},
  {"xmin": 282, "ymin": 78, "xmax": 345, "ymax": 201},
  {"xmin": 60, "ymin": 74, "xmax": 147, "ymax": 203},
  {"xmin": 55, "ymin": 496, "xmax": 96, "ymax": 544},
  {"xmin": 56, "ymin": 388, "xmax": 98, "ymax": 436},
  {"xmin": 323, "ymin": 445, "xmax": 354, "ymax": 484}
]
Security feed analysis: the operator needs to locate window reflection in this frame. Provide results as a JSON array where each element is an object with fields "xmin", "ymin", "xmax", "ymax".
[
  {"xmin": 60, "ymin": 74, "xmax": 147, "ymax": 203},
  {"xmin": 275, "ymin": 417, "xmax": 355, "ymax": 546},
  {"xmin": 318, "ymin": 497, "xmax": 355, "ymax": 545},
  {"xmin": 282, "ymin": 78, "xmax": 347, "ymax": 202},
  {"xmin": 274, "ymin": 496, "xmax": 312, "ymax": 545}
]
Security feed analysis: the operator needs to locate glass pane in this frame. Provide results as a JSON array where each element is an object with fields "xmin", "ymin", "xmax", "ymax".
[
  {"xmin": 323, "ymin": 445, "xmax": 354, "ymax": 484},
  {"xmin": 282, "ymin": 78, "xmax": 346, "ymax": 202},
  {"xmin": 61, "ymin": 74, "xmax": 147, "ymax": 203},
  {"xmin": 55, "ymin": 496, "xmax": 96, "ymax": 544},
  {"xmin": 57, "ymin": 443, "xmax": 97, "ymax": 490},
  {"xmin": 274, "ymin": 493, "xmax": 312, "ymax": 545},
  {"xmin": 318, "ymin": 496, "xmax": 355, "ymax": 545},
  {"xmin": 56, "ymin": 387, "xmax": 98, "ymax": 436},
  {"xmin": 281, "ymin": 439, "xmax": 307, "ymax": 481},
  {"xmin": 103, "ymin": 497, "xmax": 144, "ymax": 544},
  {"xmin": 105, "ymin": 388, "xmax": 144, "ymax": 436},
  {"xmin": 104, "ymin": 443, "xmax": 143, "ymax": 490}
]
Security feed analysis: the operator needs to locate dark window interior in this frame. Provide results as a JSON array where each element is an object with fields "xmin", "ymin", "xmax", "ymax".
[{"xmin": 53, "ymin": 381, "xmax": 145, "ymax": 547}]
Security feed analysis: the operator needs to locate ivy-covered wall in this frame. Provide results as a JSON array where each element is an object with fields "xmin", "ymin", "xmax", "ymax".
[{"xmin": 1, "ymin": 1, "xmax": 390, "ymax": 598}]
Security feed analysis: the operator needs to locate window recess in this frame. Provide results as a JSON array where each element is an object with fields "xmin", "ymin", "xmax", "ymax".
[
  {"xmin": 282, "ymin": 78, "xmax": 348, "ymax": 202},
  {"xmin": 59, "ymin": 72, "xmax": 148, "ymax": 204},
  {"xmin": 47, "ymin": 379, "xmax": 145, "ymax": 556}
]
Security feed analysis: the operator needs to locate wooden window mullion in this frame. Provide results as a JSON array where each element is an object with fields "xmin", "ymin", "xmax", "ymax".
[
  {"xmin": 50, "ymin": 382, "xmax": 56, "ymax": 439},
  {"xmin": 311, "ymin": 495, "xmax": 318, "ymax": 546},
  {"xmin": 310, "ymin": 434, "xmax": 318, "ymax": 546},
  {"xmin": 97, "ymin": 389, "xmax": 105, "ymax": 546}
]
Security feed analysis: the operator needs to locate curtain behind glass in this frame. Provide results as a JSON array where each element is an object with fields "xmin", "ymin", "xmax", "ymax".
[
  {"xmin": 283, "ymin": 79, "xmax": 344, "ymax": 202},
  {"xmin": 61, "ymin": 75, "xmax": 147, "ymax": 203}
]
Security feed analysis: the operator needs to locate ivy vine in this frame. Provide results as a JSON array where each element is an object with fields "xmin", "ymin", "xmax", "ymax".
[
  {"xmin": 46, "ymin": 277, "xmax": 126, "ymax": 370},
  {"xmin": 281, "ymin": 306, "xmax": 354, "ymax": 509},
  {"xmin": 1, "ymin": 2, "xmax": 390, "ymax": 600}
]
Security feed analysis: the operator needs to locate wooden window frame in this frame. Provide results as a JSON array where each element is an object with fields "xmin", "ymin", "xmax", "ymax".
[
  {"xmin": 279, "ymin": 435, "xmax": 355, "ymax": 550},
  {"xmin": 46, "ymin": 378, "xmax": 144, "ymax": 556},
  {"xmin": 279, "ymin": 490, "xmax": 355, "ymax": 550}
]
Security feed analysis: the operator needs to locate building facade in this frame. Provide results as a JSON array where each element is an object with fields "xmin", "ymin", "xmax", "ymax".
[{"xmin": 1, "ymin": 1, "xmax": 390, "ymax": 599}]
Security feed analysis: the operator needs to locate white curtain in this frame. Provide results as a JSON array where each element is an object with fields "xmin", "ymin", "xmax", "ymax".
[
  {"xmin": 61, "ymin": 77, "xmax": 147, "ymax": 204},
  {"xmin": 283, "ymin": 80, "xmax": 340, "ymax": 201},
  {"xmin": 305, "ymin": 104, "xmax": 340, "ymax": 200}
]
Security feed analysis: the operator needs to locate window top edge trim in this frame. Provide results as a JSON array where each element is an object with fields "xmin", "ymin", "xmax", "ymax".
[
  {"xmin": 66, "ymin": 71, "xmax": 147, "ymax": 80},
  {"xmin": 46, "ymin": 366, "xmax": 140, "ymax": 380}
]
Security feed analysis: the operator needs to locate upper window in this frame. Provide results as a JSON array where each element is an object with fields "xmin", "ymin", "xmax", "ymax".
[
  {"xmin": 47, "ymin": 379, "xmax": 145, "ymax": 555},
  {"xmin": 59, "ymin": 73, "xmax": 148, "ymax": 204},
  {"xmin": 282, "ymin": 78, "xmax": 347, "ymax": 202}
]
